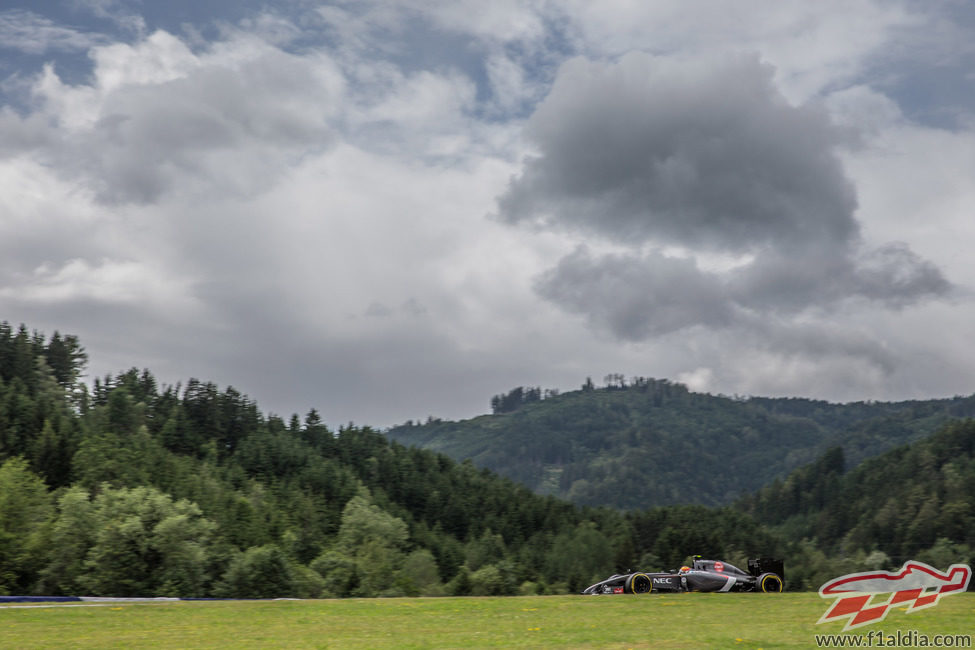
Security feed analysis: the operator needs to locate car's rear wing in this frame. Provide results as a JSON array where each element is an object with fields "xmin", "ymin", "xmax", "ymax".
[{"xmin": 748, "ymin": 557, "xmax": 785, "ymax": 581}]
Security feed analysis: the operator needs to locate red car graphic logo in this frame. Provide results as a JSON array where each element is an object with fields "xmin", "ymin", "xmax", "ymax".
[{"xmin": 818, "ymin": 561, "xmax": 971, "ymax": 631}]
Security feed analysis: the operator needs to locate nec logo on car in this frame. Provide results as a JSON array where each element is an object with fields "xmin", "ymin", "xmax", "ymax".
[
  {"xmin": 653, "ymin": 577, "xmax": 673, "ymax": 585},
  {"xmin": 817, "ymin": 561, "xmax": 971, "ymax": 631}
]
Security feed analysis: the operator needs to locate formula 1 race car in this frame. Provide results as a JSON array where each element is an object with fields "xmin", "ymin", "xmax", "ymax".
[{"xmin": 582, "ymin": 557, "xmax": 784, "ymax": 594}]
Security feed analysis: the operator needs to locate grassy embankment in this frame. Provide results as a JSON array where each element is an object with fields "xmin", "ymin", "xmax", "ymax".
[{"xmin": 3, "ymin": 593, "xmax": 973, "ymax": 649}]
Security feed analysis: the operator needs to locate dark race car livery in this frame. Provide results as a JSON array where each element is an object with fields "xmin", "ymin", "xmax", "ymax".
[{"xmin": 582, "ymin": 557, "xmax": 784, "ymax": 595}]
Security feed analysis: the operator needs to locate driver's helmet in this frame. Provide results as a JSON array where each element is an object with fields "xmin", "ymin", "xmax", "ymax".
[{"xmin": 679, "ymin": 566, "xmax": 690, "ymax": 574}]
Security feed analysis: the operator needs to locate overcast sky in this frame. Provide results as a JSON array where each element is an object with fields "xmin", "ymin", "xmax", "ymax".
[{"xmin": 2, "ymin": 1, "xmax": 975, "ymax": 428}]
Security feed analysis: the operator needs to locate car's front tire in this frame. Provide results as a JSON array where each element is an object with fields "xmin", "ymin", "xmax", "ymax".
[{"xmin": 625, "ymin": 573, "xmax": 653, "ymax": 594}]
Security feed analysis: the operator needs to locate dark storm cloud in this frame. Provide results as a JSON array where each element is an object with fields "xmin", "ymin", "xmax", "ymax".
[
  {"xmin": 498, "ymin": 53, "xmax": 859, "ymax": 252},
  {"xmin": 729, "ymin": 242, "xmax": 952, "ymax": 314},
  {"xmin": 850, "ymin": 243, "xmax": 953, "ymax": 306},
  {"xmin": 534, "ymin": 246, "xmax": 734, "ymax": 340},
  {"xmin": 498, "ymin": 53, "xmax": 951, "ymax": 339}
]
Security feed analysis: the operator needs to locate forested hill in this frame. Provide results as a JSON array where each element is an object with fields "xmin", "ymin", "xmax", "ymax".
[
  {"xmin": 386, "ymin": 378, "xmax": 975, "ymax": 509},
  {"xmin": 0, "ymin": 322, "xmax": 783, "ymax": 597}
]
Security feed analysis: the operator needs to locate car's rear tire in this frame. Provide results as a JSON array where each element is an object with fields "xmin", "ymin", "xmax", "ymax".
[
  {"xmin": 625, "ymin": 573, "xmax": 652, "ymax": 594},
  {"xmin": 756, "ymin": 572, "xmax": 783, "ymax": 593}
]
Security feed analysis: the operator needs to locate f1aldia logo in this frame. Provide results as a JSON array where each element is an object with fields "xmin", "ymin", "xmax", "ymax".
[{"xmin": 818, "ymin": 560, "xmax": 971, "ymax": 631}]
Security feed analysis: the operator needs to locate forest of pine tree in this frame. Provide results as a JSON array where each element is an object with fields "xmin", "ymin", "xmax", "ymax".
[{"xmin": 1, "ymin": 322, "xmax": 972, "ymax": 597}]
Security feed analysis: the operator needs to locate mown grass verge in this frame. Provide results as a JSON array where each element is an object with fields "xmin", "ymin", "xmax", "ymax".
[{"xmin": 3, "ymin": 593, "xmax": 973, "ymax": 649}]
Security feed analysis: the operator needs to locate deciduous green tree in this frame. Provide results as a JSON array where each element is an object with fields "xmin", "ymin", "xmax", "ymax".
[
  {"xmin": 77, "ymin": 485, "xmax": 216, "ymax": 597},
  {"xmin": 38, "ymin": 486, "xmax": 97, "ymax": 595},
  {"xmin": 215, "ymin": 544, "xmax": 295, "ymax": 598},
  {"xmin": 0, "ymin": 458, "xmax": 52, "ymax": 594}
]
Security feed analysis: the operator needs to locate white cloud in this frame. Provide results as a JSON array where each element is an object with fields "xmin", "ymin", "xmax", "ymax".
[
  {"xmin": 0, "ymin": 258, "xmax": 196, "ymax": 309},
  {"xmin": 836, "ymin": 108, "xmax": 975, "ymax": 283},
  {"xmin": 0, "ymin": 9, "xmax": 105, "ymax": 54},
  {"xmin": 27, "ymin": 30, "xmax": 345, "ymax": 203},
  {"xmin": 350, "ymin": 68, "xmax": 477, "ymax": 156},
  {"xmin": 418, "ymin": 0, "xmax": 546, "ymax": 42},
  {"xmin": 559, "ymin": 0, "xmax": 919, "ymax": 101},
  {"xmin": 74, "ymin": 0, "xmax": 146, "ymax": 36}
]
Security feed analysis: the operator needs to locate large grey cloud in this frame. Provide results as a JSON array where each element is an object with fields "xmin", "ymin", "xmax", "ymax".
[
  {"xmin": 499, "ymin": 53, "xmax": 859, "ymax": 251},
  {"xmin": 498, "ymin": 53, "xmax": 951, "ymax": 339}
]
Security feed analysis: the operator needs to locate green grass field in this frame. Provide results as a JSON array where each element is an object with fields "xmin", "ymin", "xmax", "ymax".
[{"xmin": 3, "ymin": 593, "xmax": 973, "ymax": 649}]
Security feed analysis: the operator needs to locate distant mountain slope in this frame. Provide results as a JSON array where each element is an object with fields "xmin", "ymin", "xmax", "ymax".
[
  {"xmin": 387, "ymin": 379, "xmax": 975, "ymax": 509},
  {"xmin": 737, "ymin": 418, "xmax": 975, "ymax": 586}
]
